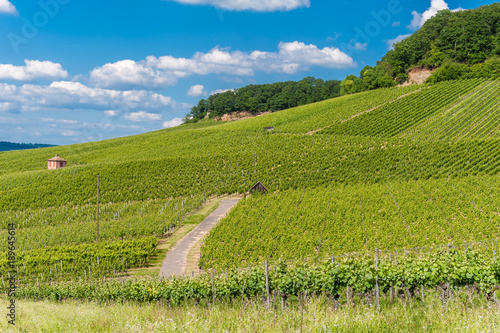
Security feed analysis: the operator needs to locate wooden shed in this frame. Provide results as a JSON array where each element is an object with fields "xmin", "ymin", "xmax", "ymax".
[
  {"xmin": 48, "ymin": 154, "xmax": 67, "ymax": 170},
  {"xmin": 250, "ymin": 181, "xmax": 268, "ymax": 193}
]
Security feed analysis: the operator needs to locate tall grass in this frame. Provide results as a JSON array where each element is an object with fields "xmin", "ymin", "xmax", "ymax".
[{"xmin": 1, "ymin": 294, "xmax": 499, "ymax": 332}]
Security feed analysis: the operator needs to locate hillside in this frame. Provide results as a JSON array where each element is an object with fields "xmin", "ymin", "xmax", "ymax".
[
  {"xmin": 341, "ymin": 3, "xmax": 500, "ymax": 94},
  {"xmin": 0, "ymin": 77, "xmax": 499, "ymax": 281},
  {"xmin": 185, "ymin": 4, "xmax": 500, "ymax": 124}
]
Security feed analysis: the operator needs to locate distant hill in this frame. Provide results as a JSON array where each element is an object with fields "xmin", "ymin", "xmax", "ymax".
[
  {"xmin": 341, "ymin": 3, "xmax": 500, "ymax": 94},
  {"xmin": 187, "ymin": 76, "xmax": 341, "ymax": 122},
  {"xmin": 0, "ymin": 141, "xmax": 56, "ymax": 152}
]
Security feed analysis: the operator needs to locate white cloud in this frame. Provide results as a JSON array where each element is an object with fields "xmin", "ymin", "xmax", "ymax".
[
  {"xmin": 352, "ymin": 42, "xmax": 367, "ymax": 51},
  {"xmin": 0, "ymin": 0, "xmax": 17, "ymax": 15},
  {"xmin": 387, "ymin": 34, "xmax": 412, "ymax": 50},
  {"xmin": 277, "ymin": 41, "xmax": 356, "ymax": 72},
  {"xmin": 104, "ymin": 110, "xmax": 120, "ymax": 118},
  {"xmin": 392, "ymin": 22, "xmax": 401, "ymax": 27},
  {"xmin": 408, "ymin": 0, "xmax": 462, "ymax": 30},
  {"xmin": 210, "ymin": 88, "xmax": 234, "ymax": 96},
  {"xmin": 125, "ymin": 111, "xmax": 162, "ymax": 122},
  {"xmin": 89, "ymin": 60, "xmax": 177, "ymax": 89},
  {"xmin": 166, "ymin": 0, "xmax": 310, "ymax": 12},
  {"xmin": 91, "ymin": 42, "xmax": 355, "ymax": 89},
  {"xmin": 187, "ymin": 84, "xmax": 207, "ymax": 97},
  {"xmin": 0, "ymin": 81, "xmax": 179, "ymax": 113},
  {"xmin": 0, "ymin": 60, "xmax": 68, "ymax": 82},
  {"xmin": 40, "ymin": 118, "xmax": 79, "ymax": 125},
  {"xmin": 162, "ymin": 117, "xmax": 184, "ymax": 128},
  {"xmin": 0, "ymin": 102, "xmax": 16, "ymax": 112}
]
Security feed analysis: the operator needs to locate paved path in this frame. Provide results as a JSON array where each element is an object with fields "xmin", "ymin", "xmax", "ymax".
[{"xmin": 159, "ymin": 198, "xmax": 240, "ymax": 278}]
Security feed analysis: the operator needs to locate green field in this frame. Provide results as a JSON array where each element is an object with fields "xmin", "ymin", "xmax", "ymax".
[{"xmin": 1, "ymin": 78, "xmax": 500, "ymax": 300}]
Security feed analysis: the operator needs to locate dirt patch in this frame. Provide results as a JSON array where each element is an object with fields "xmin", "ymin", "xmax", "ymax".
[
  {"xmin": 213, "ymin": 111, "xmax": 271, "ymax": 122},
  {"xmin": 400, "ymin": 67, "xmax": 434, "ymax": 87}
]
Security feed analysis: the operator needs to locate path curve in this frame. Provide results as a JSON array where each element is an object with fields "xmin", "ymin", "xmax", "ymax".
[{"xmin": 159, "ymin": 198, "xmax": 240, "ymax": 278}]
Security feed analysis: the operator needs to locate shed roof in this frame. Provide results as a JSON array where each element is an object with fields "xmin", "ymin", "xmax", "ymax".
[
  {"xmin": 48, "ymin": 154, "xmax": 67, "ymax": 162},
  {"xmin": 250, "ymin": 181, "xmax": 268, "ymax": 193}
]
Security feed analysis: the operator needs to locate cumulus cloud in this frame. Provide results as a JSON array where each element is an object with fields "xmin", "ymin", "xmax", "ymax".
[
  {"xmin": 89, "ymin": 60, "xmax": 177, "ymax": 89},
  {"xmin": 0, "ymin": 60, "xmax": 68, "ymax": 82},
  {"xmin": 187, "ymin": 84, "xmax": 207, "ymax": 97},
  {"xmin": 210, "ymin": 88, "xmax": 234, "ymax": 96},
  {"xmin": 0, "ymin": 0, "xmax": 17, "ymax": 15},
  {"xmin": 0, "ymin": 81, "xmax": 179, "ymax": 113},
  {"xmin": 104, "ymin": 110, "xmax": 120, "ymax": 118},
  {"xmin": 125, "ymin": 111, "xmax": 163, "ymax": 122},
  {"xmin": 386, "ymin": 34, "xmax": 412, "ymax": 50},
  {"xmin": 162, "ymin": 117, "xmax": 184, "ymax": 128},
  {"xmin": 408, "ymin": 0, "xmax": 462, "ymax": 30},
  {"xmin": 165, "ymin": 0, "xmax": 310, "ymax": 12},
  {"xmin": 90, "ymin": 42, "xmax": 355, "ymax": 89},
  {"xmin": 351, "ymin": 42, "xmax": 367, "ymax": 51}
]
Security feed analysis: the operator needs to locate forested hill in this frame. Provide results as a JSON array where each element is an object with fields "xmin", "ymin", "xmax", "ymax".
[
  {"xmin": 188, "ymin": 4, "xmax": 500, "ymax": 122},
  {"xmin": 341, "ymin": 3, "xmax": 500, "ymax": 94},
  {"xmin": 186, "ymin": 77, "xmax": 340, "ymax": 122},
  {"xmin": 0, "ymin": 141, "xmax": 56, "ymax": 152}
]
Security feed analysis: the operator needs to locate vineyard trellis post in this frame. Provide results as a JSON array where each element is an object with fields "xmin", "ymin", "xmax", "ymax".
[
  {"xmin": 96, "ymin": 174, "xmax": 100, "ymax": 242},
  {"xmin": 265, "ymin": 260, "xmax": 270, "ymax": 308},
  {"xmin": 375, "ymin": 248, "xmax": 380, "ymax": 310},
  {"xmin": 211, "ymin": 270, "xmax": 215, "ymax": 304}
]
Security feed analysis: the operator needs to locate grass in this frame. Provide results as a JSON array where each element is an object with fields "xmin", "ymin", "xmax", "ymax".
[
  {"xmin": 2, "ymin": 295, "xmax": 499, "ymax": 332},
  {"xmin": 184, "ymin": 233, "xmax": 206, "ymax": 276},
  {"xmin": 183, "ymin": 199, "xmax": 221, "ymax": 225},
  {"xmin": 128, "ymin": 199, "xmax": 221, "ymax": 277}
]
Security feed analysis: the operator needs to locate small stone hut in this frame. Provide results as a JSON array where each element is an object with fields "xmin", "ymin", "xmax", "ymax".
[{"xmin": 48, "ymin": 154, "xmax": 67, "ymax": 170}]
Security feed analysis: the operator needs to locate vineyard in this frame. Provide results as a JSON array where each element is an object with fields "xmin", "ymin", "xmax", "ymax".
[
  {"xmin": 1, "ymin": 195, "xmax": 205, "ymax": 251},
  {"xmin": 401, "ymin": 79, "xmax": 500, "ymax": 141},
  {"xmin": 0, "ymin": 237, "xmax": 157, "ymax": 284},
  {"xmin": 12, "ymin": 244, "xmax": 500, "ymax": 310},
  {"xmin": 0, "ymin": 195, "xmax": 206, "ymax": 285},
  {"xmin": 1, "ymin": 78, "xmax": 500, "ymax": 307},
  {"xmin": 320, "ymin": 79, "xmax": 487, "ymax": 137},
  {"xmin": 200, "ymin": 175, "xmax": 500, "ymax": 269}
]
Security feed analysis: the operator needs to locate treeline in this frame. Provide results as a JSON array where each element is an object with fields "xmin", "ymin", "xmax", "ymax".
[
  {"xmin": 0, "ymin": 141, "xmax": 56, "ymax": 152},
  {"xmin": 186, "ymin": 77, "xmax": 340, "ymax": 122},
  {"xmin": 341, "ymin": 3, "xmax": 500, "ymax": 94}
]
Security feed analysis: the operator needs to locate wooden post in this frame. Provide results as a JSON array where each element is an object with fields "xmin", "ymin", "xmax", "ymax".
[
  {"xmin": 265, "ymin": 260, "xmax": 270, "ymax": 308},
  {"xmin": 390, "ymin": 253, "xmax": 394, "ymax": 303},
  {"xmin": 211, "ymin": 270, "xmax": 215, "ymax": 304},
  {"xmin": 96, "ymin": 174, "xmax": 100, "ymax": 242},
  {"xmin": 375, "ymin": 248, "xmax": 380, "ymax": 310},
  {"xmin": 346, "ymin": 286, "xmax": 353, "ymax": 307}
]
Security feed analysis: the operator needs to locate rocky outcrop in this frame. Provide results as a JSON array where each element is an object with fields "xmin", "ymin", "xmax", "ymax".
[
  {"xmin": 400, "ymin": 67, "xmax": 434, "ymax": 86},
  {"xmin": 214, "ymin": 111, "xmax": 271, "ymax": 122}
]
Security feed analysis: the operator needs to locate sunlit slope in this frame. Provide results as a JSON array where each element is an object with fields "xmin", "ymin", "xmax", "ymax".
[
  {"xmin": 2, "ymin": 78, "xmax": 500, "ymax": 279},
  {"xmin": 400, "ymin": 79, "xmax": 500, "ymax": 141},
  {"xmin": 0, "ymin": 121, "xmax": 223, "ymax": 176},
  {"xmin": 218, "ymin": 84, "xmax": 420, "ymax": 133},
  {"xmin": 202, "ymin": 175, "xmax": 500, "ymax": 268},
  {"xmin": 1, "ymin": 79, "xmax": 500, "ymax": 213},
  {"xmin": 320, "ymin": 79, "xmax": 487, "ymax": 137}
]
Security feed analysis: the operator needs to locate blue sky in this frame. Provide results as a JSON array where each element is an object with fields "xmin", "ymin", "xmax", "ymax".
[{"xmin": 0, "ymin": 0, "xmax": 494, "ymax": 145}]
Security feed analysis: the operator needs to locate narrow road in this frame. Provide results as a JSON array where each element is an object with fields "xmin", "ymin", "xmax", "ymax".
[{"xmin": 159, "ymin": 198, "xmax": 240, "ymax": 278}]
